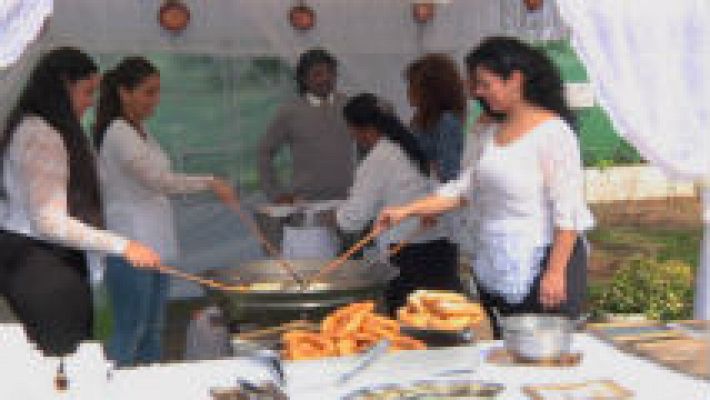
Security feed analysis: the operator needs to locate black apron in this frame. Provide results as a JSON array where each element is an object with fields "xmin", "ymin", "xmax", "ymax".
[
  {"xmin": 475, "ymin": 237, "xmax": 587, "ymax": 339},
  {"xmin": 385, "ymin": 238, "xmax": 463, "ymax": 315},
  {"xmin": 0, "ymin": 229, "xmax": 92, "ymax": 356}
]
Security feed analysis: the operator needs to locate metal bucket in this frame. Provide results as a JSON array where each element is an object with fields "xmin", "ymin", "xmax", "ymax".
[
  {"xmin": 254, "ymin": 201, "xmax": 342, "ymax": 254},
  {"xmin": 501, "ymin": 314, "xmax": 573, "ymax": 361}
]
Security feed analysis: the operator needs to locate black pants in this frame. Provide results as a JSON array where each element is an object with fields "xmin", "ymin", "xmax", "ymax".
[
  {"xmin": 385, "ymin": 239, "xmax": 463, "ymax": 315},
  {"xmin": 0, "ymin": 230, "xmax": 92, "ymax": 356},
  {"xmin": 476, "ymin": 237, "xmax": 587, "ymax": 339}
]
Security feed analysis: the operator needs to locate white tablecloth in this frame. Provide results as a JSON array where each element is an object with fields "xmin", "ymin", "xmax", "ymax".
[{"xmin": 0, "ymin": 324, "xmax": 707, "ymax": 399}]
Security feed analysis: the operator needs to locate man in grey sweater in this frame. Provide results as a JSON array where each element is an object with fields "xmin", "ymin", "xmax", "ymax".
[{"xmin": 258, "ymin": 48, "xmax": 355, "ymax": 203}]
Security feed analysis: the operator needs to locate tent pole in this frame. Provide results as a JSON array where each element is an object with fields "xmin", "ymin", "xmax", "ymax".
[{"xmin": 695, "ymin": 186, "xmax": 710, "ymax": 319}]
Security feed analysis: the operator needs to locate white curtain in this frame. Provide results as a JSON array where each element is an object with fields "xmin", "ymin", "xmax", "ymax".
[
  {"xmin": 0, "ymin": 0, "xmax": 51, "ymax": 127},
  {"xmin": 0, "ymin": 0, "xmax": 51, "ymax": 68},
  {"xmin": 557, "ymin": 0, "xmax": 710, "ymax": 318}
]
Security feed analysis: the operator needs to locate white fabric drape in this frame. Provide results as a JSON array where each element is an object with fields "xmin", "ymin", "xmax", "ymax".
[
  {"xmin": 0, "ymin": 0, "xmax": 51, "ymax": 68},
  {"xmin": 557, "ymin": 0, "xmax": 710, "ymax": 318},
  {"xmin": 0, "ymin": 1, "xmax": 50, "ymax": 129}
]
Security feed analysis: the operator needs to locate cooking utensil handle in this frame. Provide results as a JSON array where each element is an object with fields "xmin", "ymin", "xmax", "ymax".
[
  {"xmin": 265, "ymin": 356, "xmax": 286, "ymax": 387},
  {"xmin": 226, "ymin": 202, "xmax": 308, "ymax": 288},
  {"xmin": 155, "ymin": 264, "xmax": 243, "ymax": 292},
  {"xmin": 338, "ymin": 339, "xmax": 390, "ymax": 384},
  {"xmin": 309, "ymin": 223, "xmax": 426, "ymax": 284},
  {"xmin": 307, "ymin": 228, "xmax": 381, "ymax": 284},
  {"xmin": 491, "ymin": 307, "xmax": 504, "ymax": 332}
]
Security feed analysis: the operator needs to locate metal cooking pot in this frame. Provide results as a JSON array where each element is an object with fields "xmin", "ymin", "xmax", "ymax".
[
  {"xmin": 202, "ymin": 258, "xmax": 397, "ymax": 326},
  {"xmin": 254, "ymin": 201, "xmax": 342, "ymax": 254},
  {"xmin": 501, "ymin": 314, "xmax": 574, "ymax": 361}
]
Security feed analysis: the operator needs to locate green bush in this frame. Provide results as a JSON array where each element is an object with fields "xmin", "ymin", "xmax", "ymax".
[{"xmin": 589, "ymin": 257, "xmax": 694, "ymax": 321}]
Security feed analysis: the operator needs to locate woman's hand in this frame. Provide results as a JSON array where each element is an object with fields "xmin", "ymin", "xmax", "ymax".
[
  {"xmin": 123, "ymin": 241, "xmax": 161, "ymax": 269},
  {"xmin": 374, "ymin": 206, "xmax": 411, "ymax": 233},
  {"xmin": 539, "ymin": 267, "xmax": 566, "ymax": 309},
  {"xmin": 419, "ymin": 214, "xmax": 438, "ymax": 230},
  {"xmin": 209, "ymin": 178, "xmax": 239, "ymax": 208},
  {"xmin": 540, "ymin": 229, "xmax": 576, "ymax": 309}
]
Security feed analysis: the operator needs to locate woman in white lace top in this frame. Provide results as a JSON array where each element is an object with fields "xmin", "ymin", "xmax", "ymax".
[
  {"xmin": 376, "ymin": 37, "xmax": 594, "ymax": 337},
  {"xmin": 93, "ymin": 57, "xmax": 238, "ymax": 366},
  {"xmin": 0, "ymin": 48, "xmax": 161, "ymax": 356}
]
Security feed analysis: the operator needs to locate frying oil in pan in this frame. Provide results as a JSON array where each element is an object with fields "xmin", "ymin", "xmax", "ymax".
[{"xmin": 234, "ymin": 281, "xmax": 332, "ymax": 292}]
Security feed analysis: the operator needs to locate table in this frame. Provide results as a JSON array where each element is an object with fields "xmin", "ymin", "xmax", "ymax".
[{"xmin": 0, "ymin": 324, "xmax": 707, "ymax": 399}]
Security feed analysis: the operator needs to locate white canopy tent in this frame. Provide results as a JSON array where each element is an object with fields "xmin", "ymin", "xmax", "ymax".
[
  {"xmin": 1, "ymin": 0, "xmax": 706, "ymax": 318},
  {"xmin": 0, "ymin": 0, "xmax": 567, "ymax": 122}
]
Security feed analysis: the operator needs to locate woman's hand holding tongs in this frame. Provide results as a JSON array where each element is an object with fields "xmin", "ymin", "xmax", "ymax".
[
  {"xmin": 124, "ymin": 241, "xmax": 161, "ymax": 269},
  {"xmin": 209, "ymin": 177, "xmax": 240, "ymax": 208},
  {"xmin": 374, "ymin": 205, "xmax": 410, "ymax": 232}
]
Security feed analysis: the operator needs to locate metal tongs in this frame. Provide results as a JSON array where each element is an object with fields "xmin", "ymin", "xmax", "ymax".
[
  {"xmin": 337, "ymin": 339, "xmax": 390, "ymax": 384},
  {"xmin": 227, "ymin": 201, "xmax": 308, "ymax": 289},
  {"xmin": 231, "ymin": 339, "xmax": 286, "ymax": 388}
]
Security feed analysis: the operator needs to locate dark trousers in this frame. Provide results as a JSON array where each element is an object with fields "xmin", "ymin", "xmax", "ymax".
[
  {"xmin": 385, "ymin": 239, "xmax": 463, "ymax": 315},
  {"xmin": 476, "ymin": 238, "xmax": 587, "ymax": 339},
  {"xmin": 0, "ymin": 230, "xmax": 92, "ymax": 356}
]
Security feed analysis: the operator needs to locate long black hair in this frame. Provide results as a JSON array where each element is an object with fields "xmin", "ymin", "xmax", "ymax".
[
  {"xmin": 1, "ymin": 47, "xmax": 102, "ymax": 227},
  {"xmin": 295, "ymin": 48, "xmax": 337, "ymax": 95},
  {"xmin": 93, "ymin": 56, "xmax": 159, "ymax": 148},
  {"xmin": 464, "ymin": 36, "xmax": 576, "ymax": 129},
  {"xmin": 343, "ymin": 93, "xmax": 429, "ymax": 176}
]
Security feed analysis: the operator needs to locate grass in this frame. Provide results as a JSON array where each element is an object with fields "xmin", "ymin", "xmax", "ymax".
[
  {"xmin": 92, "ymin": 286, "xmax": 114, "ymax": 342},
  {"xmin": 587, "ymin": 226, "xmax": 702, "ymax": 273},
  {"xmin": 585, "ymin": 224, "xmax": 701, "ymax": 318}
]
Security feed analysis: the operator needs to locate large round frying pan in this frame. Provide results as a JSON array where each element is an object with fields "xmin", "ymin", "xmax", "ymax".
[{"xmin": 202, "ymin": 258, "xmax": 398, "ymax": 326}]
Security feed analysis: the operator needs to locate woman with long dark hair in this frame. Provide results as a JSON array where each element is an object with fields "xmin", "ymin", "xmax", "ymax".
[
  {"xmin": 336, "ymin": 93, "xmax": 462, "ymax": 314},
  {"xmin": 376, "ymin": 37, "xmax": 594, "ymax": 337},
  {"xmin": 0, "ymin": 47, "xmax": 160, "ymax": 356},
  {"xmin": 94, "ymin": 56, "xmax": 238, "ymax": 366},
  {"xmin": 405, "ymin": 53, "xmax": 467, "ymax": 183}
]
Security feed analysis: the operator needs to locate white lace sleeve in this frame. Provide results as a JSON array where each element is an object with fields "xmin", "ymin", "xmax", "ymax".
[
  {"xmin": 109, "ymin": 122, "xmax": 214, "ymax": 194},
  {"xmin": 540, "ymin": 121, "xmax": 595, "ymax": 231},
  {"xmin": 19, "ymin": 125, "xmax": 129, "ymax": 254}
]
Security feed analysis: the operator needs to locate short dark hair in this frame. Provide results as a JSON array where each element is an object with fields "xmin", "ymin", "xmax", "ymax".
[{"xmin": 295, "ymin": 48, "xmax": 337, "ymax": 95}]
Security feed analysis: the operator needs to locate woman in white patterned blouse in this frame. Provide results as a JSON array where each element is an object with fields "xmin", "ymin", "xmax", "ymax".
[{"xmin": 376, "ymin": 37, "xmax": 595, "ymax": 337}]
